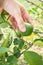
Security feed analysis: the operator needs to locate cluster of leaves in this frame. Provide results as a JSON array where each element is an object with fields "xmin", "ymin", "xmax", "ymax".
[
  {"xmin": 0, "ymin": 12, "xmax": 43, "ymax": 65},
  {"xmin": 0, "ymin": 32, "xmax": 43, "ymax": 65}
]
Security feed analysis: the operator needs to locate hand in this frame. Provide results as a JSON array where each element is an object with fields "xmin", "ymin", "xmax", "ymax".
[{"xmin": 3, "ymin": 0, "xmax": 33, "ymax": 32}]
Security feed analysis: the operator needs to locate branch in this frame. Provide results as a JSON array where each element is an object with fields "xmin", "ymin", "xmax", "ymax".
[{"xmin": 21, "ymin": 42, "xmax": 33, "ymax": 55}]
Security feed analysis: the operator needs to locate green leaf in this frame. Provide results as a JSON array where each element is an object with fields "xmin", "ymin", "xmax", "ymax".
[
  {"xmin": 0, "ymin": 22, "xmax": 8, "ymax": 28},
  {"xmin": 0, "ymin": 62, "xmax": 10, "ymax": 65},
  {"xmin": 0, "ymin": 11, "xmax": 10, "ymax": 28},
  {"xmin": 14, "ymin": 38, "xmax": 24, "ymax": 49},
  {"xmin": 24, "ymin": 51, "xmax": 43, "ymax": 65},
  {"xmin": 13, "ymin": 38, "xmax": 19, "ymax": 45},
  {"xmin": 0, "ymin": 14, "xmax": 8, "ymax": 28},
  {"xmin": 13, "ymin": 47, "xmax": 21, "ymax": 58},
  {"xmin": 1, "ymin": 10, "xmax": 8, "ymax": 15},
  {"xmin": 4, "ymin": 62, "xmax": 10, "ymax": 65},
  {"xmin": 18, "ymin": 39, "xmax": 24, "ymax": 49},
  {"xmin": 7, "ymin": 55, "xmax": 18, "ymax": 65},
  {"xmin": 1, "ymin": 33, "xmax": 10, "ymax": 47},
  {"xmin": 0, "ymin": 47, "xmax": 9, "ymax": 55},
  {"xmin": 7, "ymin": 37, "xmax": 12, "ymax": 47},
  {"xmin": 14, "ymin": 51, "xmax": 21, "ymax": 58},
  {"xmin": 13, "ymin": 47, "xmax": 19, "ymax": 54},
  {"xmin": 28, "ymin": 10, "xmax": 35, "ymax": 14},
  {"xmin": 34, "ymin": 39, "xmax": 43, "ymax": 46},
  {"xmin": 0, "ymin": 15, "xmax": 4, "ymax": 23},
  {"xmin": 32, "ymin": 6, "xmax": 38, "ymax": 12},
  {"xmin": 5, "ymin": 52, "xmax": 8, "ymax": 57},
  {"xmin": 0, "ymin": 34, "xmax": 3, "ymax": 40}
]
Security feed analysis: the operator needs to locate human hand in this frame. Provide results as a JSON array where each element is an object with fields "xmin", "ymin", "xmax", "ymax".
[{"xmin": 3, "ymin": 0, "xmax": 33, "ymax": 32}]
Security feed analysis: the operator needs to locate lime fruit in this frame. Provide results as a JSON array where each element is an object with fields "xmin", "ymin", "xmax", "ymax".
[{"xmin": 17, "ymin": 22, "xmax": 33, "ymax": 36}]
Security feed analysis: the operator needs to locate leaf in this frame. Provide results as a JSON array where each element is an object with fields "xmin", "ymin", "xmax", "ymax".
[
  {"xmin": 0, "ymin": 61, "xmax": 10, "ymax": 65},
  {"xmin": 18, "ymin": 39, "xmax": 24, "ymax": 49},
  {"xmin": 7, "ymin": 55, "xmax": 18, "ymax": 65},
  {"xmin": 13, "ymin": 47, "xmax": 21, "ymax": 58},
  {"xmin": 7, "ymin": 37, "xmax": 12, "ymax": 47},
  {"xmin": 1, "ymin": 33, "xmax": 10, "ymax": 47},
  {"xmin": 1, "ymin": 10, "xmax": 8, "ymax": 15},
  {"xmin": 14, "ymin": 38, "xmax": 24, "ymax": 49},
  {"xmin": 14, "ymin": 51, "xmax": 21, "ymax": 58},
  {"xmin": 5, "ymin": 52, "xmax": 8, "ymax": 57},
  {"xmin": 0, "ymin": 11, "xmax": 10, "ymax": 28},
  {"xmin": 0, "ymin": 34, "xmax": 3, "ymax": 40},
  {"xmin": 24, "ymin": 51, "xmax": 43, "ymax": 65},
  {"xmin": 0, "ymin": 47, "xmax": 9, "ymax": 55},
  {"xmin": 4, "ymin": 63, "xmax": 10, "ymax": 65},
  {"xmin": 0, "ymin": 15, "xmax": 4, "ymax": 23},
  {"xmin": 13, "ymin": 38, "xmax": 19, "ymax": 45},
  {"xmin": 0, "ymin": 22, "xmax": 8, "ymax": 28},
  {"xmin": 34, "ymin": 39, "xmax": 43, "ymax": 46},
  {"xmin": 13, "ymin": 47, "xmax": 19, "ymax": 54},
  {"xmin": 0, "ymin": 14, "xmax": 8, "ymax": 28},
  {"xmin": 32, "ymin": 6, "xmax": 38, "ymax": 12}
]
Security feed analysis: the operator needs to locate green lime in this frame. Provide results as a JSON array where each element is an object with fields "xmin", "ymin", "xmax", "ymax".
[{"xmin": 17, "ymin": 22, "xmax": 33, "ymax": 36}]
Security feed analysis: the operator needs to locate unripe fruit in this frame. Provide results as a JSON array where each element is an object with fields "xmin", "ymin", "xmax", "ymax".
[{"xmin": 17, "ymin": 22, "xmax": 33, "ymax": 36}]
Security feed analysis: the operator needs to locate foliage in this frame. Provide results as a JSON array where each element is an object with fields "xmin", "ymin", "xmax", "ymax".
[
  {"xmin": 24, "ymin": 51, "xmax": 43, "ymax": 65},
  {"xmin": 0, "ymin": 0, "xmax": 43, "ymax": 65}
]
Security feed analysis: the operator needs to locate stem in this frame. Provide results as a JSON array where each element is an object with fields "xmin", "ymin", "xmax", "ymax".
[{"xmin": 21, "ymin": 42, "xmax": 33, "ymax": 55}]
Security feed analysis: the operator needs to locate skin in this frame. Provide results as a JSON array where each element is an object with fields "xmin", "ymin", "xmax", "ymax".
[{"xmin": 0, "ymin": 0, "xmax": 33, "ymax": 32}]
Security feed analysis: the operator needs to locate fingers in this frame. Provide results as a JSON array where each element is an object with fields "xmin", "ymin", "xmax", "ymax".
[
  {"xmin": 10, "ymin": 16, "xmax": 18, "ymax": 30},
  {"xmin": 3, "ymin": 0, "xmax": 26, "ymax": 32},
  {"xmin": 21, "ymin": 7, "xmax": 34, "ymax": 26},
  {"xmin": 14, "ymin": 13, "xmax": 26, "ymax": 32},
  {"xmin": 10, "ymin": 14, "xmax": 26, "ymax": 32}
]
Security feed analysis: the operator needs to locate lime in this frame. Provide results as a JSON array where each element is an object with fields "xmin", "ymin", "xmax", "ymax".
[{"xmin": 17, "ymin": 22, "xmax": 33, "ymax": 36}]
